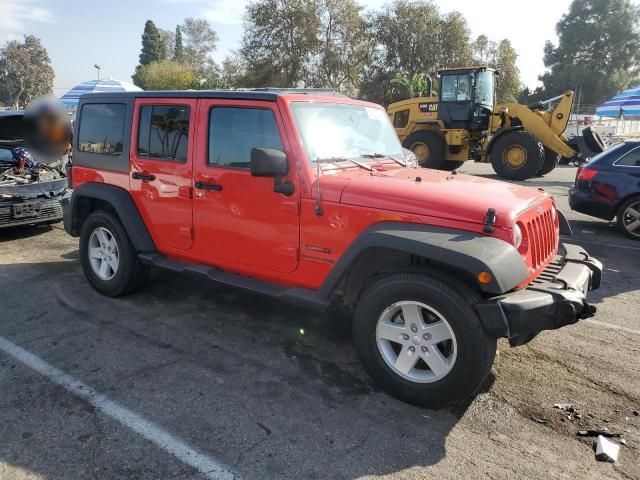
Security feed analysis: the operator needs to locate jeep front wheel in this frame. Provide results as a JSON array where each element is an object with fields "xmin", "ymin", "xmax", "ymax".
[
  {"xmin": 353, "ymin": 272, "xmax": 496, "ymax": 408},
  {"xmin": 80, "ymin": 210, "xmax": 148, "ymax": 297}
]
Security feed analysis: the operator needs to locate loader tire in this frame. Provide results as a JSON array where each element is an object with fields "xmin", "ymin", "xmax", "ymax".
[
  {"xmin": 582, "ymin": 127, "xmax": 605, "ymax": 153},
  {"xmin": 403, "ymin": 130, "xmax": 447, "ymax": 169},
  {"xmin": 490, "ymin": 131, "xmax": 544, "ymax": 181},
  {"xmin": 538, "ymin": 147, "xmax": 560, "ymax": 176}
]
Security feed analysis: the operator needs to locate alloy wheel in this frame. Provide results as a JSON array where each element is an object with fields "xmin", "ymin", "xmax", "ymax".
[
  {"xmin": 88, "ymin": 226, "xmax": 119, "ymax": 281},
  {"xmin": 375, "ymin": 301, "xmax": 457, "ymax": 383},
  {"xmin": 622, "ymin": 201, "xmax": 640, "ymax": 238}
]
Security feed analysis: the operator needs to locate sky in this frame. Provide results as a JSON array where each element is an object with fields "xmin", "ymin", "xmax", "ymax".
[{"xmin": 0, "ymin": 0, "xmax": 577, "ymax": 96}]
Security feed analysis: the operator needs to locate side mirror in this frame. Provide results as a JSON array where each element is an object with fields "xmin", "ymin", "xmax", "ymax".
[
  {"xmin": 250, "ymin": 148, "xmax": 288, "ymax": 177},
  {"xmin": 250, "ymin": 147, "xmax": 294, "ymax": 196}
]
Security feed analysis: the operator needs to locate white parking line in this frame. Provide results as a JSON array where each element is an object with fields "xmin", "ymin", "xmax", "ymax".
[
  {"xmin": 560, "ymin": 236, "xmax": 640, "ymax": 251},
  {"xmin": 584, "ymin": 319, "xmax": 640, "ymax": 336},
  {"xmin": 0, "ymin": 335, "xmax": 238, "ymax": 480}
]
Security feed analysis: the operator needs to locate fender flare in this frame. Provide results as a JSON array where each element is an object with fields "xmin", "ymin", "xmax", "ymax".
[
  {"xmin": 485, "ymin": 126, "xmax": 524, "ymax": 157},
  {"xmin": 64, "ymin": 182, "xmax": 156, "ymax": 252},
  {"xmin": 319, "ymin": 222, "xmax": 529, "ymax": 297}
]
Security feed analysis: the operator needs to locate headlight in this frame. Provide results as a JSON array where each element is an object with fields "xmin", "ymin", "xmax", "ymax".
[{"xmin": 513, "ymin": 224, "xmax": 523, "ymax": 249}]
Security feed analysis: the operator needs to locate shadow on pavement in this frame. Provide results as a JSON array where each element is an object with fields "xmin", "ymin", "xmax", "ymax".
[{"xmin": 0, "ymin": 259, "xmax": 486, "ymax": 479}]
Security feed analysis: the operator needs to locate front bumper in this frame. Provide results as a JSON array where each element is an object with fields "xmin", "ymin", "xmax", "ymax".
[
  {"xmin": 476, "ymin": 243, "xmax": 602, "ymax": 346},
  {"xmin": 0, "ymin": 193, "xmax": 69, "ymax": 229}
]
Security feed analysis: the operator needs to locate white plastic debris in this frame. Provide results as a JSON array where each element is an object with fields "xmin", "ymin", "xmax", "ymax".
[{"xmin": 595, "ymin": 435, "xmax": 619, "ymax": 463}]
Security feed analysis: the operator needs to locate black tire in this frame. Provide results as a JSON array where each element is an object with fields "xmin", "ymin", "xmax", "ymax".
[
  {"xmin": 353, "ymin": 272, "xmax": 497, "ymax": 408},
  {"xmin": 490, "ymin": 131, "xmax": 544, "ymax": 181},
  {"xmin": 538, "ymin": 147, "xmax": 560, "ymax": 176},
  {"xmin": 616, "ymin": 195, "xmax": 640, "ymax": 241},
  {"xmin": 79, "ymin": 210, "xmax": 148, "ymax": 297},
  {"xmin": 441, "ymin": 160, "xmax": 465, "ymax": 171},
  {"xmin": 402, "ymin": 130, "xmax": 447, "ymax": 169},
  {"xmin": 582, "ymin": 127, "xmax": 605, "ymax": 153}
]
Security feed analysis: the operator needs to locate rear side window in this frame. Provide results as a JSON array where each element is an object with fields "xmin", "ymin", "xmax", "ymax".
[
  {"xmin": 137, "ymin": 105, "xmax": 190, "ymax": 162},
  {"xmin": 208, "ymin": 107, "xmax": 283, "ymax": 169},
  {"xmin": 616, "ymin": 146, "xmax": 640, "ymax": 167},
  {"xmin": 77, "ymin": 104, "xmax": 126, "ymax": 154}
]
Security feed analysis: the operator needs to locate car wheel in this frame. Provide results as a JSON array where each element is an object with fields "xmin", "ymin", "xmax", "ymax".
[
  {"xmin": 617, "ymin": 195, "xmax": 640, "ymax": 240},
  {"xmin": 80, "ymin": 210, "xmax": 148, "ymax": 297},
  {"xmin": 538, "ymin": 147, "xmax": 560, "ymax": 176},
  {"xmin": 490, "ymin": 131, "xmax": 544, "ymax": 181},
  {"xmin": 353, "ymin": 272, "xmax": 496, "ymax": 408},
  {"xmin": 402, "ymin": 130, "xmax": 447, "ymax": 169}
]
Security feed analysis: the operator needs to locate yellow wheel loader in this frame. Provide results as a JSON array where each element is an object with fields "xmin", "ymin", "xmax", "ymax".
[{"xmin": 387, "ymin": 67, "xmax": 606, "ymax": 180}]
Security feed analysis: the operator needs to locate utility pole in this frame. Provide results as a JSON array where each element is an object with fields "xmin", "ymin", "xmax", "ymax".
[{"xmin": 94, "ymin": 64, "xmax": 101, "ymax": 80}]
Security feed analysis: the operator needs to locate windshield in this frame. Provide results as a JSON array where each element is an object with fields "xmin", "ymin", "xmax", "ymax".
[
  {"xmin": 290, "ymin": 102, "xmax": 404, "ymax": 162},
  {"xmin": 441, "ymin": 74, "xmax": 471, "ymax": 101},
  {"xmin": 476, "ymin": 71, "xmax": 494, "ymax": 106}
]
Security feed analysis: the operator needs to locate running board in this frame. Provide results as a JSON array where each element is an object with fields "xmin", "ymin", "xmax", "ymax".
[{"xmin": 138, "ymin": 252, "xmax": 330, "ymax": 311}]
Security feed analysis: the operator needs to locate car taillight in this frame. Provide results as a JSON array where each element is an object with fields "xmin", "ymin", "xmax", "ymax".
[{"xmin": 576, "ymin": 166, "xmax": 598, "ymax": 182}]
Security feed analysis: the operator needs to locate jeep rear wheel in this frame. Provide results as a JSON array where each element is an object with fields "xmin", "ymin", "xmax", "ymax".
[
  {"xmin": 80, "ymin": 210, "xmax": 148, "ymax": 297},
  {"xmin": 353, "ymin": 272, "xmax": 496, "ymax": 408}
]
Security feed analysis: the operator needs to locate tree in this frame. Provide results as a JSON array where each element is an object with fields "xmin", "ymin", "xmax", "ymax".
[
  {"xmin": 174, "ymin": 25, "xmax": 185, "ymax": 62},
  {"xmin": 391, "ymin": 72, "xmax": 431, "ymax": 98},
  {"xmin": 159, "ymin": 28, "xmax": 175, "ymax": 59},
  {"xmin": 132, "ymin": 60, "xmax": 196, "ymax": 90},
  {"xmin": 312, "ymin": 0, "xmax": 373, "ymax": 95},
  {"xmin": 540, "ymin": 0, "xmax": 640, "ymax": 106},
  {"xmin": 138, "ymin": 20, "xmax": 167, "ymax": 66},
  {"xmin": 359, "ymin": 0, "xmax": 473, "ymax": 105},
  {"xmin": 473, "ymin": 35, "xmax": 491, "ymax": 64},
  {"xmin": 0, "ymin": 35, "xmax": 54, "ymax": 109},
  {"xmin": 494, "ymin": 39, "xmax": 521, "ymax": 103},
  {"xmin": 181, "ymin": 18, "xmax": 219, "ymax": 78},
  {"xmin": 239, "ymin": 0, "xmax": 320, "ymax": 87}
]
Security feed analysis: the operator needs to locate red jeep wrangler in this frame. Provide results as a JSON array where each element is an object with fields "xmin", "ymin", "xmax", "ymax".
[{"xmin": 63, "ymin": 89, "xmax": 602, "ymax": 407}]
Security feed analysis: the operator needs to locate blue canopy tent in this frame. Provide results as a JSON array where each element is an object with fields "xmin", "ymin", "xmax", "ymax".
[
  {"xmin": 596, "ymin": 85, "xmax": 640, "ymax": 119},
  {"xmin": 60, "ymin": 79, "xmax": 142, "ymax": 108}
]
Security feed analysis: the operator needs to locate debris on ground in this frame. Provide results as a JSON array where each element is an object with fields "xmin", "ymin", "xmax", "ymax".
[
  {"xmin": 577, "ymin": 428, "xmax": 621, "ymax": 438},
  {"xmin": 554, "ymin": 403, "xmax": 579, "ymax": 420},
  {"xmin": 595, "ymin": 435, "xmax": 620, "ymax": 463},
  {"xmin": 620, "ymin": 439, "xmax": 627, "ymax": 446},
  {"xmin": 634, "ymin": 410, "xmax": 639, "ymax": 416}
]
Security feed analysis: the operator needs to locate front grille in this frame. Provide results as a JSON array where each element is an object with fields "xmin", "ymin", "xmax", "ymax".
[
  {"xmin": 0, "ymin": 199, "xmax": 63, "ymax": 227},
  {"xmin": 519, "ymin": 200, "xmax": 559, "ymax": 275}
]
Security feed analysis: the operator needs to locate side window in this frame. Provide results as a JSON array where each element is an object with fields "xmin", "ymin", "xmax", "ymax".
[
  {"xmin": 77, "ymin": 104, "xmax": 126, "ymax": 154},
  {"xmin": 616, "ymin": 147, "xmax": 640, "ymax": 167},
  {"xmin": 393, "ymin": 109, "xmax": 410, "ymax": 128},
  {"xmin": 208, "ymin": 107, "xmax": 283, "ymax": 169},
  {"xmin": 137, "ymin": 105, "xmax": 190, "ymax": 161}
]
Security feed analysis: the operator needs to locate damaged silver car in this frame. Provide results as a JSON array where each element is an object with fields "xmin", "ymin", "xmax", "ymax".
[{"xmin": 0, "ymin": 111, "xmax": 70, "ymax": 228}]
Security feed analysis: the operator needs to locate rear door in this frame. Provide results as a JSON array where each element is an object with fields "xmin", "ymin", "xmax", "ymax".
[
  {"xmin": 129, "ymin": 98, "xmax": 196, "ymax": 251},
  {"xmin": 192, "ymin": 99, "xmax": 300, "ymax": 273}
]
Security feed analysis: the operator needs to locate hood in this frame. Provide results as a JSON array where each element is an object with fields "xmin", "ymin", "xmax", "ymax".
[{"xmin": 338, "ymin": 167, "xmax": 548, "ymax": 228}]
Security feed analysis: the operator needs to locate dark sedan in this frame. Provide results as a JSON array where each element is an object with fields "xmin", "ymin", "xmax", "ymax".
[{"xmin": 569, "ymin": 140, "xmax": 640, "ymax": 240}]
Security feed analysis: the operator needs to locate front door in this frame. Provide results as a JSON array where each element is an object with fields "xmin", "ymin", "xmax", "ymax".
[
  {"xmin": 193, "ymin": 99, "xmax": 300, "ymax": 273},
  {"xmin": 129, "ymin": 98, "xmax": 196, "ymax": 251}
]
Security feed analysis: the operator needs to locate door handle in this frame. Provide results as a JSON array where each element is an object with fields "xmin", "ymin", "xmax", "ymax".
[
  {"xmin": 195, "ymin": 181, "xmax": 223, "ymax": 191},
  {"xmin": 132, "ymin": 171, "xmax": 156, "ymax": 182}
]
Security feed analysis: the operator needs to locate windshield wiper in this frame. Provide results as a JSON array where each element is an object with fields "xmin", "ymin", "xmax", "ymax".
[
  {"xmin": 314, "ymin": 156, "xmax": 374, "ymax": 171},
  {"xmin": 361, "ymin": 152, "xmax": 408, "ymax": 167}
]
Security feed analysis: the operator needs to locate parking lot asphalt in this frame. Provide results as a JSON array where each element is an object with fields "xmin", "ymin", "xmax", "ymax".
[{"xmin": 0, "ymin": 163, "xmax": 638, "ymax": 480}]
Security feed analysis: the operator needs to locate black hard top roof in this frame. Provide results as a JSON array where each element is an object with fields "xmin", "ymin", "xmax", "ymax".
[{"xmin": 78, "ymin": 88, "xmax": 346, "ymax": 102}]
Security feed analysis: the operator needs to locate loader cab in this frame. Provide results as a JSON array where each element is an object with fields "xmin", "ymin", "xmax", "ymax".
[{"xmin": 437, "ymin": 67, "xmax": 495, "ymax": 131}]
